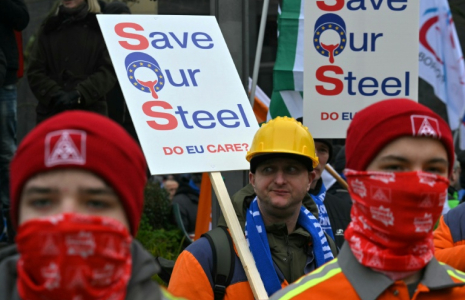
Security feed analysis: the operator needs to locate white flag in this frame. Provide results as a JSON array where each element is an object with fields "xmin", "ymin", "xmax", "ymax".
[{"xmin": 419, "ymin": 0, "xmax": 465, "ymax": 130}]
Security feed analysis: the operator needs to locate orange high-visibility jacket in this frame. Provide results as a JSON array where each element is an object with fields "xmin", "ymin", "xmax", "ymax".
[
  {"xmin": 167, "ymin": 233, "xmax": 291, "ymax": 300},
  {"xmin": 168, "ymin": 184, "xmax": 338, "ymax": 300},
  {"xmin": 434, "ymin": 206, "xmax": 465, "ymax": 271},
  {"xmin": 270, "ymin": 244, "xmax": 465, "ymax": 300}
]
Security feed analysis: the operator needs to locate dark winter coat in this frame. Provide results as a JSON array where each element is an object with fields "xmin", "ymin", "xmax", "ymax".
[
  {"xmin": 324, "ymin": 190, "xmax": 352, "ymax": 249},
  {"xmin": 311, "ymin": 178, "xmax": 352, "ymax": 249},
  {"xmin": 172, "ymin": 181, "xmax": 199, "ymax": 233},
  {"xmin": 0, "ymin": 0, "xmax": 29, "ymax": 86},
  {"xmin": 27, "ymin": 5, "xmax": 116, "ymax": 123}
]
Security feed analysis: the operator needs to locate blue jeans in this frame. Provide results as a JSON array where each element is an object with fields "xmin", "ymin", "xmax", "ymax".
[{"xmin": 0, "ymin": 85, "xmax": 17, "ymax": 214}]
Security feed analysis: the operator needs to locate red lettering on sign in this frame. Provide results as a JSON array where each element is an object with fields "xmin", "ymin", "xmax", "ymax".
[
  {"xmin": 115, "ymin": 23, "xmax": 149, "ymax": 50},
  {"xmin": 316, "ymin": 65, "xmax": 344, "ymax": 96}
]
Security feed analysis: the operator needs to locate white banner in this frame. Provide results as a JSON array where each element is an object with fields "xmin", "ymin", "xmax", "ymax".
[
  {"xmin": 419, "ymin": 0, "xmax": 465, "ymax": 131},
  {"xmin": 304, "ymin": 0, "xmax": 420, "ymax": 138},
  {"xmin": 97, "ymin": 15, "xmax": 259, "ymax": 174}
]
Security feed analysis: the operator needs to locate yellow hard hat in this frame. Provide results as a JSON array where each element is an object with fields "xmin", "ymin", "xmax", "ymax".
[{"xmin": 246, "ymin": 117, "xmax": 319, "ymax": 171}]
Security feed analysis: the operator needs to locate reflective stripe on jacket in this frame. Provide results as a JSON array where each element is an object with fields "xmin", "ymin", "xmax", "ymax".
[{"xmin": 271, "ymin": 244, "xmax": 465, "ymax": 300}]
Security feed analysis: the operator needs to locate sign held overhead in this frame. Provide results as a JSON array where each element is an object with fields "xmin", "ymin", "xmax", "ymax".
[{"xmin": 98, "ymin": 15, "xmax": 259, "ymax": 174}]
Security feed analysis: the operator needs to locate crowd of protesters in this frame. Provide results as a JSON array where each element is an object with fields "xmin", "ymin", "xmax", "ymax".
[{"xmin": 3, "ymin": 0, "xmax": 465, "ymax": 299}]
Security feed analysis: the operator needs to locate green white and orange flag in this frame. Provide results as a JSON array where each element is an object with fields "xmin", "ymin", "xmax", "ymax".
[
  {"xmin": 248, "ymin": 78, "xmax": 271, "ymax": 124},
  {"xmin": 269, "ymin": 0, "xmax": 304, "ymax": 120}
]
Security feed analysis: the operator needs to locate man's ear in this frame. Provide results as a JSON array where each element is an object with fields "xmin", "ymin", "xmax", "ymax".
[
  {"xmin": 307, "ymin": 170, "xmax": 316, "ymax": 191},
  {"xmin": 249, "ymin": 171, "xmax": 255, "ymax": 187}
]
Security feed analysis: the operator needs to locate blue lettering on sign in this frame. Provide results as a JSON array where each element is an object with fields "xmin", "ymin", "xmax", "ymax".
[
  {"xmin": 164, "ymin": 69, "xmax": 201, "ymax": 87},
  {"xmin": 149, "ymin": 32, "xmax": 214, "ymax": 49},
  {"xmin": 346, "ymin": 0, "xmax": 407, "ymax": 11},
  {"xmin": 342, "ymin": 112, "xmax": 355, "ymax": 120},
  {"xmin": 186, "ymin": 145, "xmax": 205, "ymax": 154},
  {"xmin": 349, "ymin": 32, "xmax": 383, "ymax": 52},
  {"xmin": 167, "ymin": 104, "xmax": 250, "ymax": 130},
  {"xmin": 344, "ymin": 71, "xmax": 410, "ymax": 96},
  {"xmin": 186, "ymin": 146, "xmax": 195, "ymax": 154}
]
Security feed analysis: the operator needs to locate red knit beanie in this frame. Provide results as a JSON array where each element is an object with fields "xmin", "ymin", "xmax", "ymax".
[
  {"xmin": 10, "ymin": 111, "xmax": 147, "ymax": 236},
  {"xmin": 345, "ymin": 98, "xmax": 454, "ymax": 173}
]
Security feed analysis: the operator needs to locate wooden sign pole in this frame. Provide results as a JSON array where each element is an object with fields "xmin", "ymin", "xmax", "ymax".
[
  {"xmin": 324, "ymin": 164, "xmax": 348, "ymax": 189},
  {"xmin": 209, "ymin": 171, "xmax": 269, "ymax": 300}
]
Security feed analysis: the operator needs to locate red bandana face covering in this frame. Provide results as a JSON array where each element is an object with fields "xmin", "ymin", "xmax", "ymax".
[
  {"xmin": 344, "ymin": 170, "xmax": 448, "ymax": 280},
  {"xmin": 16, "ymin": 213, "xmax": 133, "ymax": 300}
]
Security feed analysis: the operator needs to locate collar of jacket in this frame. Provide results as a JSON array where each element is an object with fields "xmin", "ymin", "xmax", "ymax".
[
  {"xmin": 338, "ymin": 243, "xmax": 465, "ymax": 300},
  {"xmin": 217, "ymin": 183, "xmax": 319, "ymax": 230},
  {"xmin": 42, "ymin": 7, "xmax": 99, "ymax": 34}
]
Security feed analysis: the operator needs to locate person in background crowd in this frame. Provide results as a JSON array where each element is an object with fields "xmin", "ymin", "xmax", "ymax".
[
  {"xmin": 308, "ymin": 138, "xmax": 352, "ymax": 250},
  {"xmin": 434, "ymin": 159, "xmax": 465, "ymax": 273},
  {"xmin": 272, "ymin": 98, "xmax": 465, "ymax": 300},
  {"xmin": 172, "ymin": 173, "xmax": 202, "ymax": 234},
  {"xmin": 295, "ymin": 119, "xmax": 352, "ymax": 249},
  {"xmin": 164, "ymin": 179, "xmax": 179, "ymax": 201},
  {"xmin": 447, "ymin": 155, "xmax": 461, "ymax": 209},
  {"xmin": 0, "ymin": 0, "xmax": 29, "ymax": 244},
  {"xmin": 27, "ymin": 0, "xmax": 116, "ymax": 124},
  {"xmin": 103, "ymin": 1, "xmax": 131, "ymax": 14},
  {"xmin": 322, "ymin": 145, "xmax": 353, "ymax": 247},
  {"xmin": 0, "ymin": 111, "xmax": 183, "ymax": 300},
  {"xmin": 457, "ymin": 150, "xmax": 465, "ymax": 202},
  {"xmin": 97, "ymin": 0, "xmax": 106, "ymax": 11},
  {"xmin": 168, "ymin": 117, "xmax": 337, "ymax": 300}
]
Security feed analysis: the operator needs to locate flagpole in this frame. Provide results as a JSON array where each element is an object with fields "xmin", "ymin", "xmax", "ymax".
[
  {"xmin": 249, "ymin": 0, "xmax": 270, "ymax": 107},
  {"xmin": 454, "ymin": 127, "xmax": 460, "ymax": 145},
  {"xmin": 454, "ymin": 116, "xmax": 461, "ymax": 149},
  {"xmin": 325, "ymin": 164, "xmax": 348, "ymax": 190}
]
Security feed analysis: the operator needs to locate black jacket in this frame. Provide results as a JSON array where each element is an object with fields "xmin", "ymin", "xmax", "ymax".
[
  {"xmin": 27, "ymin": 5, "xmax": 116, "ymax": 123},
  {"xmin": 0, "ymin": 0, "xmax": 29, "ymax": 86},
  {"xmin": 311, "ymin": 178, "xmax": 352, "ymax": 249},
  {"xmin": 324, "ymin": 190, "xmax": 352, "ymax": 249}
]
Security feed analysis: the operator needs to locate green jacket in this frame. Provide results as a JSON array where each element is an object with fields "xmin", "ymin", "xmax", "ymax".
[{"xmin": 218, "ymin": 184, "xmax": 338, "ymax": 284}]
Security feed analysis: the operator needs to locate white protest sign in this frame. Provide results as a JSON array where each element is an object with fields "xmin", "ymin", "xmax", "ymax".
[
  {"xmin": 304, "ymin": 0, "xmax": 420, "ymax": 138},
  {"xmin": 97, "ymin": 15, "xmax": 259, "ymax": 174}
]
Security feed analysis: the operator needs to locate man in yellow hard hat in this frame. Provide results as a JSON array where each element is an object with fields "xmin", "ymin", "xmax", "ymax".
[{"xmin": 168, "ymin": 117, "xmax": 337, "ymax": 300}]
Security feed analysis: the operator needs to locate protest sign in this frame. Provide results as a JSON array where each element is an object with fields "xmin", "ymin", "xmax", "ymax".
[
  {"xmin": 98, "ymin": 15, "xmax": 259, "ymax": 174},
  {"xmin": 304, "ymin": 1, "xmax": 420, "ymax": 138}
]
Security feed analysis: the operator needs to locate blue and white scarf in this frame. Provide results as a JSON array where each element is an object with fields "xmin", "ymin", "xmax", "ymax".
[
  {"xmin": 310, "ymin": 182, "xmax": 335, "ymax": 241},
  {"xmin": 245, "ymin": 198, "xmax": 334, "ymax": 296}
]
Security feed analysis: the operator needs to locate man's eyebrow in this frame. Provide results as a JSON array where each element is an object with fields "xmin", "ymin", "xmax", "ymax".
[
  {"xmin": 23, "ymin": 187, "xmax": 57, "ymax": 195},
  {"xmin": 377, "ymin": 155, "xmax": 409, "ymax": 162},
  {"xmin": 377, "ymin": 155, "xmax": 448, "ymax": 164},
  {"xmin": 427, "ymin": 158, "xmax": 448, "ymax": 165},
  {"xmin": 79, "ymin": 187, "xmax": 117, "ymax": 195}
]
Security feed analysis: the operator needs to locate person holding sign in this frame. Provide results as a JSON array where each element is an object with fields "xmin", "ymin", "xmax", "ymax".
[
  {"xmin": 270, "ymin": 99, "xmax": 465, "ymax": 300},
  {"xmin": 27, "ymin": 0, "xmax": 116, "ymax": 124},
  {"xmin": 0, "ymin": 111, "xmax": 183, "ymax": 300},
  {"xmin": 168, "ymin": 117, "xmax": 337, "ymax": 299}
]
